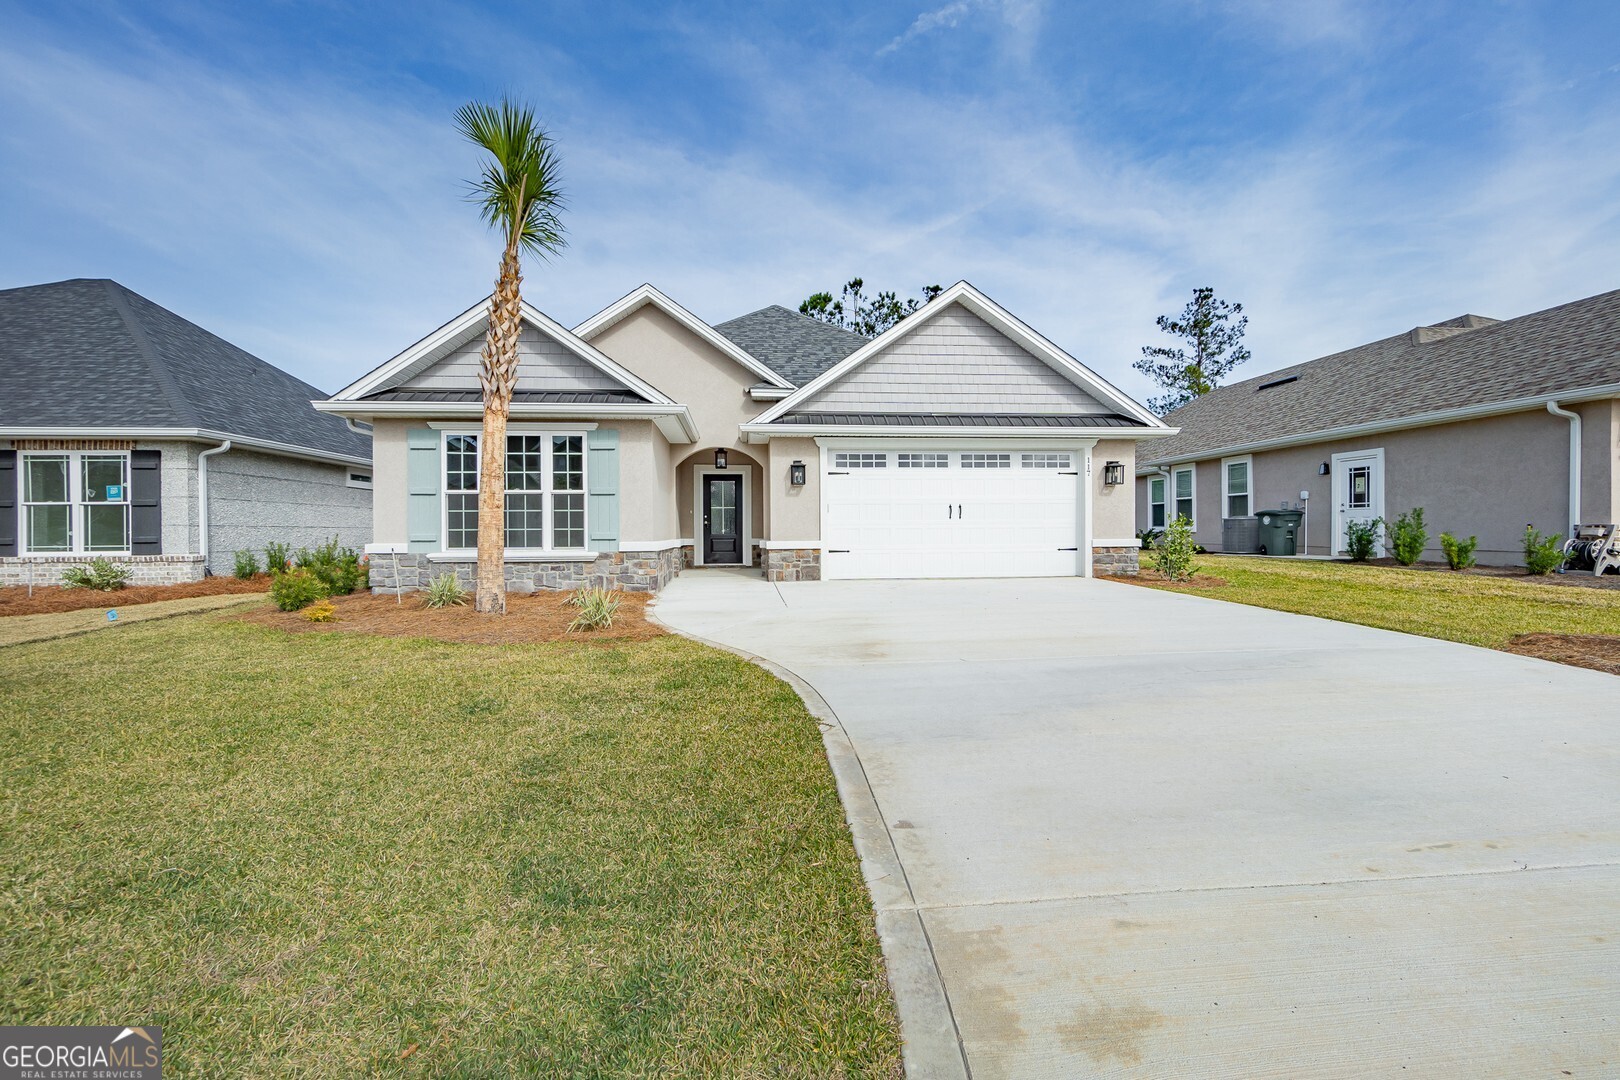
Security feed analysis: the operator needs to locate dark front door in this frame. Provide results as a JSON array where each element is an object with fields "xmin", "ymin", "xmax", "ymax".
[{"xmin": 703, "ymin": 474, "xmax": 743, "ymax": 564}]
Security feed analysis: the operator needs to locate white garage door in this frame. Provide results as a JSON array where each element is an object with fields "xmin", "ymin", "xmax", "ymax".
[{"xmin": 822, "ymin": 448, "xmax": 1081, "ymax": 580}]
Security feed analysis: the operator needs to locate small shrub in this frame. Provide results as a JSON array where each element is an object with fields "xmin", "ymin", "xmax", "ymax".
[
  {"xmin": 269, "ymin": 568, "xmax": 328, "ymax": 611},
  {"xmin": 264, "ymin": 541, "xmax": 292, "ymax": 575},
  {"xmin": 60, "ymin": 558, "xmax": 132, "ymax": 591},
  {"xmin": 422, "ymin": 573, "xmax": 469, "ymax": 609},
  {"xmin": 233, "ymin": 549, "xmax": 261, "ymax": 579},
  {"xmin": 1136, "ymin": 527, "xmax": 1162, "ymax": 551},
  {"xmin": 1387, "ymin": 507, "xmax": 1428, "ymax": 566},
  {"xmin": 567, "ymin": 586, "xmax": 621, "ymax": 632},
  {"xmin": 1523, "ymin": 525, "xmax": 1565, "ymax": 575},
  {"xmin": 292, "ymin": 536, "xmax": 366, "ymax": 595},
  {"xmin": 302, "ymin": 599, "xmax": 337, "ymax": 623},
  {"xmin": 1148, "ymin": 515, "xmax": 1199, "ymax": 582},
  {"xmin": 1344, "ymin": 518, "xmax": 1381, "ymax": 562},
  {"xmin": 1439, "ymin": 532, "xmax": 1478, "ymax": 571}
]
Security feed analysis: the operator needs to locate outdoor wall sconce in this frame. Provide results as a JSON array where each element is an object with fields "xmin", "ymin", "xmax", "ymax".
[
  {"xmin": 714, "ymin": 448, "xmax": 728, "ymax": 469},
  {"xmin": 789, "ymin": 460, "xmax": 807, "ymax": 486},
  {"xmin": 1318, "ymin": 462, "xmax": 1331, "ymax": 475},
  {"xmin": 1103, "ymin": 461, "xmax": 1124, "ymax": 486}
]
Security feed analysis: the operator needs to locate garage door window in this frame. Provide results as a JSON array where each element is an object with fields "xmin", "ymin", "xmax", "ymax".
[
  {"xmin": 1020, "ymin": 453, "xmax": 1071, "ymax": 469},
  {"xmin": 960, "ymin": 453, "xmax": 1011, "ymax": 469},
  {"xmin": 833, "ymin": 452, "xmax": 887, "ymax": 468},
  {"xmin": 897, "ymin": 453, "xmax": 948, "ymax": 468}
]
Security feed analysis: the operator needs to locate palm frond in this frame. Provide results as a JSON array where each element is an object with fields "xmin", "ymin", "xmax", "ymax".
[{"xmin": 455, "ymin": 98, "xmax": 567, "ymax": 258}]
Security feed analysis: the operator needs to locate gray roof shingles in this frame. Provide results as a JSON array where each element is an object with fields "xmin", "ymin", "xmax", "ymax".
[
  {"xmin": 1144, "ymin": 287, "xmax": 1620, "ymax": 466},
  {"xmin": 0, "ymin": 279, "xmax": 368, "ymax": 460},
  {"xmin": 712, "ymin": 305, "xmax": 868, "ymax": 386}
]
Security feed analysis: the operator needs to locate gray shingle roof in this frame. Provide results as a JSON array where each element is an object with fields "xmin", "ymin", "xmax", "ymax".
[
  {"xmin": 0, "ymin": 279, "xmax": 369, "ymax": 460},
  {"xmin": 774, "ymin": 412, "xmax": 1146, "ymax": 428},
  {"xmin": 712, "ymin": 305, "xmax": 868, "ymax": 386},
  {"xmin": 1144, "ymin": 287, "xmax": 1620, "ymax": 466}
]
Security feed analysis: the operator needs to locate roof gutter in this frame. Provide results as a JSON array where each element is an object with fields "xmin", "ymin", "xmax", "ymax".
[
  {"xmin": 1138, "ymin": 381, "xmax": 1620, "ymax": 472},
  {"xmin": 196, "ymin": 439, "xmax": 231, "ymax": 568},
  {"xmin": 0, "ymin": 427, "xmax": 369, "ymax": 468},
  {"xmin": 313, "ymin": 400, "xmax": 699, "ymax": 443},
  {"xmin": 1546, "ymin": 400, "xmax": 1581, "ymax": 533}
]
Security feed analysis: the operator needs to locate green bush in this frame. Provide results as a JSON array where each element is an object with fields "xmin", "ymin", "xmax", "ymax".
[
  {"xmin": 422, "ymin": 573, "xmax": 469, "ymax": 609},
  {"xmin": 1344, "ymin": 519, "xmax": 1381, "ymax": 562},
  {"xmin": 233, "ymin": 549, "xmax": 261, "ymax": 579},
  {"xmin": 1387, "ymin": 507, "xmax": 1428, "ymax": 566},
  {"xmin": 60, "ymin": 557, "xmax": 132, "ymax": 591},
  {"xmin": 263, "ymin": 541, "xmax": 292, "ymax": 575},
  {"xmin": 1136, "ymin": 527, "xmax": 1161, "ymax": 551},
  {"xmin": 1148, "ymin": 515, "xmax": 1199, "ymax": 582},
  {"xmin": 1523, "ymin": 525, "xmax": 1565, "ymax": 575},
  {"xmin": 1439, "ymin": 532, "xmax": 1478, "ymax": 571},
  {"xmin": 269, "ymin": 568, "xmax": 329, "ymax": 611},
  {"xmin": 293, "ymin": 536, "xmax": 366, "ymax": 596},
  {"xmin": 567, "ymin": 586, "xmax": 621, "ymax": 632}
]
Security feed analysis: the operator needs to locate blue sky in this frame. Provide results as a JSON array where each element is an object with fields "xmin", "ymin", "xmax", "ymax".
[{"xmin": 3, "ymin": 1, "xmax": 1618, "ymax": 402}]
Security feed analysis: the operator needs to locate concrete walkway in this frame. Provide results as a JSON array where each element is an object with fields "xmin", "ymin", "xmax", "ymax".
[{"xmin": 654, "ymin": 570, "xmax": 1620, "ymax": 1079}]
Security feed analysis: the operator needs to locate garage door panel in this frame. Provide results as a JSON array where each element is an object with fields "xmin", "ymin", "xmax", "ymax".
[{"xmin": 823, "ymin": 448, "xmax": 1079, "ymax": 580}]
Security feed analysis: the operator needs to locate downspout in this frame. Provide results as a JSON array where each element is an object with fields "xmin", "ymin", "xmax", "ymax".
[
  {"xmin": 196, "ymin": 439, "xmax": 231, "ymax": 572},
  {"xmin": 1546, "ymin": 401, "xmax": 1581, "ymax": 534}
]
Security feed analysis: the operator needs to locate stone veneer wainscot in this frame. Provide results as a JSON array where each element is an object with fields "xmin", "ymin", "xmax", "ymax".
[
  {"xmin": 367, "ymin": 548, "xmax": 685, "ymax": 595},
  {"xmin": 764, "ymin": 548, "xmax": 821, "ymax": 582},
  {"xmin": 1091, "ymin": 545, "xmax": 1140, "ymax": 576}
]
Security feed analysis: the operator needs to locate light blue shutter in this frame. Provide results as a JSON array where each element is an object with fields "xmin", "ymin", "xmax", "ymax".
[
  {"xmin": 587, "ymin": 428, "xmax": 619, "ymax": 553},
  {"xmin": 406, "ymin": 427, "xmax": 441, "ymax": 553}
]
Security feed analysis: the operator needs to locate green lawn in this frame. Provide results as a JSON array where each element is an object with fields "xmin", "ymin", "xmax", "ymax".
[
  {"xmin": 1135, "ymin": 556, "xmax": 1620, "ymax": 648},
  {"xmin": 0, "ymin": 616, "xmax": 900, "ymax": 1077}
]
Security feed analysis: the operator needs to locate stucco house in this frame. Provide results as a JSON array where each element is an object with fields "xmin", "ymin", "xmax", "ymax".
[
  {"xmin": 317, "ymin": 281, "xmax": 1174, "ymax": 591},
  {"xmin": 1136, "ymin": 288, "xmax": 1620, "ymax": 566},
  {"xmin": 0, "ymin": 278, "xmax": 372, "ymax": 584}
]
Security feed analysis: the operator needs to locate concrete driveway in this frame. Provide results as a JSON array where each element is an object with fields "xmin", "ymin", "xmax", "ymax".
[{"xmin": 654, "ymin": 570, "xmax": 1620, "ymax": 1079}]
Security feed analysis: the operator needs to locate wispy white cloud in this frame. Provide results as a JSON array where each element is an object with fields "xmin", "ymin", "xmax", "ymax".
[{"xmin": 876, "ymin": 0, "xmax": 1044, "ymax": 58}]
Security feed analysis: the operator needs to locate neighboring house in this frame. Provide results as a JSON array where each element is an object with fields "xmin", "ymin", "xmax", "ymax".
[
  {"xmin": 1136, "ymin": 289, "xmax": 1620, "ymax": 566},
  {"xmin": 317, "ymin": 280, "xmax": 1174, "ymax": 592},
  {"xmin": 0, "ymin": 279, "xmax": 372, "ymax": 584}
]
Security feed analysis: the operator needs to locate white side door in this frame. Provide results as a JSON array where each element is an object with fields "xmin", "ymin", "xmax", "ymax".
[{"xmin": 1332, "ymin": 448, "xmax": 1384, "ymax": 553}]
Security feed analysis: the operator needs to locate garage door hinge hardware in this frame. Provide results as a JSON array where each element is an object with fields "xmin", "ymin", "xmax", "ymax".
[
  {"xmin": 828, "ymin": 549, "xmax": 850, "ymax": 553},
  {"xmin": 1060, "ymin": 471, "xmax": 1079, "ymax": 475},
  {"xmin": 1059, "ymin": 547, "xmax": 1078, "ymax": 551},
  {"xmin": 828, "ymin": 471, "xmax": 849, "ymax": 476}
]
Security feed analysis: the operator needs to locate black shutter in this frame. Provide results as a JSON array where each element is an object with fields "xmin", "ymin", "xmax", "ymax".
[
  {"xmin": 130, "ymin": 449, "xmax": 162, "ymax": 554},
  {"xmin": 0, "ymin": 449, "xmax": 15, "ymax": 556}
]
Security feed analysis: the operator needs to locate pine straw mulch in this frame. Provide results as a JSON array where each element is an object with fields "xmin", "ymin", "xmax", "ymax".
[
  {"xmin": 1503, "ymin": 633, "xmax": 1620, "ymax": 677},
  {"xmin": 1103, "ymin": 569, "xmax": 1229, "ymax": 588},
  {"xmin": 0, "ymin": 575, "xmax": 271, "ymax": 617},
  {"xmin": 234, "ymin": 589, "xmax": 666, "ymax": 645}
]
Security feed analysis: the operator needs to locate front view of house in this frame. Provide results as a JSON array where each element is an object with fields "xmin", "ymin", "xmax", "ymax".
[{"xmin": 318, "ymin": 281, "xmax": 1174, "ymax": 591}]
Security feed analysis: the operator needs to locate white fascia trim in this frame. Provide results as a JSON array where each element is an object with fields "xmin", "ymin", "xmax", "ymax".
[
  {"xmin": 313, "ymin": 399, "xmax": 699, "ymax": 442},
  {"xmin": 742, "ymin": 423, "xmax": 1163, "ymax": 441},
  {"xmin": 749, "ymin": 386, "xmax": 793, "ymax": 400},
  {"xmin": 1139, "ymin": 382, "xmax": 1620, "ymax": 469},
  {"xmin": 428, "ymin": 421, "xmax": 599, "ymax": 432},
  {"xmin": 328, "ymin": 295, "xmax": 679, "ymax": 406},
  {"xmin": 761, "ymin": 540, "xmax": 822, "ymax": 550},
  {"xmin": 814, "ymin": 434, "xmax": 1101, "ymax": 451},
  {"xmin": 1093, "ymin": 538, "xmax": 1144, "ymax": 548},
  {"xmin": 750, "ymin": 280, "xmax": 1167, "ymax": 428},
  {"xmin": 0, "ymin": 426, "xmax": 369, "ymax": 468},
  {"xmin": 426, "ymin": 550, "xmax": 600, "ymax": 563},
  {"xmin": 572, "ymin": 284, "xmax": 796, "ymax": 390}
]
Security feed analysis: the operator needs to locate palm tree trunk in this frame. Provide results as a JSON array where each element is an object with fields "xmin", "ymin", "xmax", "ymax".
[{"xmin": 475, "ymin": 243, "xmax": 524, "ymax": 613}]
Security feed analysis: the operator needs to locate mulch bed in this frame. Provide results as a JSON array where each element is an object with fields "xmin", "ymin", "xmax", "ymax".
[
  {"xmin": 0, "ymin": 575, "xmax": 271, "ymax": 617},
  {"xmin": 1362, "ymin": 559, "xmax": 1620, "ymax": 590},
  {"xmin": 1104, "ymin": 570, "xmax": 1228, "ymax": 588},
  {"xmin": 1504, "ymin": 633, "xmax": 1620, "ymax": 677},
  {"xmin": 234, "ymin": 589, "xmax": 666, "ymax": 645}
]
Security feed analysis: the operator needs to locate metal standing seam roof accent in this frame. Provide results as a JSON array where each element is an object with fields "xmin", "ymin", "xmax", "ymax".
[
  {"xmin": 0, "ymin": 278, "xmax": 370, "ymax": 459},
  {"xmin": 360, "ymin": 388, "xmax": 648, "ymax": 404},
  {"xmin": 712, "ymin": 305, "xmax": 869, "ymax": 386},
  {"xmin": 769, "ymin": 412, "xmax": 1148, "ymax": 428},
  {"xmin": 1144, "ymin": 287, "xmax": 1620, "ymax": 466}
]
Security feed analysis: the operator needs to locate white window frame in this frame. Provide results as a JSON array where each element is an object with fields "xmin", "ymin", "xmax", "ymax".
[
  {"xmin": 20, "ymin": 450, "xmax": 132, "ymax": 556},
  {"xmin": 1148, "ymin": 475, "xmax": 1166, "ymax": 530},
  {"xmin": 1171, "ymin": 464, "xmax": 1196, "ymax": 529},
  {"xmin": 439, "ymin": 430, "xmax": 589, "ymax": 555},
  {"xmin": 1221, "ymin": 455, "xmax": 1252, "ymax": 519},
  {"xmin": 346, "ymin": 471, "xmax": 373, "ymax": 489}
]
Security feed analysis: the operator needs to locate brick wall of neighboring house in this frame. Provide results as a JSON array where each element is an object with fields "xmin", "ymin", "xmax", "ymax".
[
  {"xmin": 0, "ymin": 553, "xmax": 206, "ymax": 587},
  {"xmin": 367, "ymin": 547, "xmax": 685, "ymax": 595},
  {"xmin": 207, "ymin": 449, "xmax": 370, "ymax": 575}
]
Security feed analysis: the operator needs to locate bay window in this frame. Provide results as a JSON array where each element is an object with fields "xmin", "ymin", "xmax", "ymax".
[
  {"xmin": 444, "ymin": 432, "xmax": 587, "ymax": 552},
  {"xmin": 22, "ymin": 451, "xmax": 130, "ymax": 554}
]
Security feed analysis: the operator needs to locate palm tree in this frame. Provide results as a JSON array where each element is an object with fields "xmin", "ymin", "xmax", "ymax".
[{"xmin": 455, "ymin": 99, "xmax": 566, "ymax": 613}]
